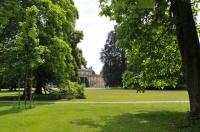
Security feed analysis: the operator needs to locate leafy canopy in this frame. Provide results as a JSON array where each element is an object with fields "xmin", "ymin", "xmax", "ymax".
[{"xmin": 99, "ymin": 0, "xmax": 182, "ymax": 89}]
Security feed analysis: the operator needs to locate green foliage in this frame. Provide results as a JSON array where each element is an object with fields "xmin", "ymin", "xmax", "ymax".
[
  {"xmin": 137, "ymin": 0, "xmax": 155, "ymax": 9},
  {"xmin": 100, "ymin": 0, "xmax": 182, "ymax": 89},
  {"xmin": 15, "ymin": 5, "xmax": 45, "ymax": 71},
  {"xmin": 122, "ymin": 71, "xmax": 135, "ymax": 89},
  {"xmin": 0, "ymin": 1, "xmax": 22, "ymax": 88},
  {"xmin": 0, "ymin": 0, "xmax": 86, "ymax": 97},
  {"xmin": 0, "ymin": 0, "xmax": 20, "ymax": 27},
  {"xmin": 69, "ymin": 30, "xmax": 87, "ymax": 81},
  {"xmin": 0, "ymin": 5, "xmax": 46, "ymax": 91},
  {"xmin": 31, "ymin": 0, "xmax": 78, "ymax": 86},
  {"xmin": 60, "ymin": 81, "xmax": 85, "ymax": 99}
]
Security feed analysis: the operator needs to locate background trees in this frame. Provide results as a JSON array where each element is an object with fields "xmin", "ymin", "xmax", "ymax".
[
  {"xmin": 100, "ymin": 31, "xmax": 126, "ymax": 87},
  {"xmin": 0, "ymin": 0, "xmax": 21, "ymax": 90}
]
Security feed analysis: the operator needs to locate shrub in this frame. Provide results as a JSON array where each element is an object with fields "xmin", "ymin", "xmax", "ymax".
[{"xmin": 59, "ymin": 81, "xmax": 86, "ymax": 99}]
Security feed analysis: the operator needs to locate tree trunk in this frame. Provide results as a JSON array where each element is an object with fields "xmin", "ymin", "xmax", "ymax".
[
  {"xmin": 35, "ymin": 76, "xmax": 44, "ymax": 95},
  {"xmin": 170, "ymin": 0, "xmax": 200, "ymax": 117},
  {"xmin": 35, "ymin": 85, "xmax": 43, "ymax": 95},
  {"xmin": 34, "ymin": 67, "xmax": 45, "ymax": 95},
  {"xmin": 27, "ymin": 77, "xmax": 32, "ymax": 100},
  {"xmin": 23, "ymin": 73, "xmax": 32, "ymax": 100}
]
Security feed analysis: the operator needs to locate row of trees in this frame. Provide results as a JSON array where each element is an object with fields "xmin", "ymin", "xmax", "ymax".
[
  {"xmin": 99, "ymin": 0, "xmax": 200, "ymax": 116},
  {"xmin": 0, "ymin": 0, "xmax": 86, "ymax": 99}
]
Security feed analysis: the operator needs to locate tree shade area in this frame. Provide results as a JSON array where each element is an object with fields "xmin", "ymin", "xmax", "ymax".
[{"xmin": 99, "ymin": 0, "xmax": 200, "ymax": 117}]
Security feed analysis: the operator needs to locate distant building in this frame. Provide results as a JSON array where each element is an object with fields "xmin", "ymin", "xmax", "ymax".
[
  {"xmin": 90, "ymin": 74, "xmax": 105, "ymax": 88},
  {"xmin": 78, "ymin": 67, "xmax": 105, "ymax": 88},
  {"xmin": 78, "ymin": 68, "xmax": 93, "ymax": 78}
]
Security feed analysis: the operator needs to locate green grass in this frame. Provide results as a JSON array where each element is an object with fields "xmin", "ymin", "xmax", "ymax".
[
  {"xmin": 0, "ymin": 88, "xmax": 198, "ymax": 132},
  {"xmin": 74, "ymin": 88, "xmax": 189, "ymax": 102},
  {"xmin": 0, "ymin": 88, "xmax": 189, "ymax": 101},
  {"xmin": 0, "ymin": 91, "xmax": 20, "ymax": 100},
  {"xmin": 0, "ymin": 103, "xmax": 192, "ymax": 132}
]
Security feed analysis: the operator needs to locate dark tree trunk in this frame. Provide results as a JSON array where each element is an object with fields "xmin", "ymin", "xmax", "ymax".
[
  {"xmin": 27, "ymin": 78, "xmax": 32, "ymax": 100},
  {"xmin": 170, "ymin": 0, "xmax": 200, "ymax": 117},
  {"xmin": 35, "ymin": 78, "xmax": 43, "ymax": 95},
  {"xmin": 35, "ymin": 85, "xmax": 42, "ymax": 95},
  {"xmin": 34, "ymin": 67, "xmax": 46, "ymax": 95},
  {"xmin": 22, "ymin": 73, "xmax": 32, "ymax": 100},
  {"xmin": 120, "ymin": 49, "xmax": 127, "ymax": 86}
]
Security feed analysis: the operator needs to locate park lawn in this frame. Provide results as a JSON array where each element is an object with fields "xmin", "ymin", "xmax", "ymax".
[
  {"xmin": 74, "ymin": 88, "xmax": 189, "ymax": 102},
  {"xmin": 0, "ymin": 102, "xmax": 194, "ymax": 132},
  {"xmin": 0, "ymin": 88, "xmax": 197, "ymax": 132},
  {"xmin": 0, "ymin": 91, "xmax": 20, "ymax": 100}
]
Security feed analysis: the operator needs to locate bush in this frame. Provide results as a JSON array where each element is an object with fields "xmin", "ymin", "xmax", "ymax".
[{"xmin": 59, "ymin": 81, "xmax": 86, "ymax": 99}]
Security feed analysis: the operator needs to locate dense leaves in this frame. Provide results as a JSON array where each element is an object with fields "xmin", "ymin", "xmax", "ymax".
[
  {"xmin": 0, "ymin": 0, "xmax": 86, "ymax": 96},
  {"xmin": 100, "ymin": 0, "xmax": 182, "ymax": 89}
]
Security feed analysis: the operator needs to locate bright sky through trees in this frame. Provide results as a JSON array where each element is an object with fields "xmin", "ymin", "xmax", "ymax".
[{"xmin": 74, "ymin": 0, "xmax": 116, "ymax": 74}]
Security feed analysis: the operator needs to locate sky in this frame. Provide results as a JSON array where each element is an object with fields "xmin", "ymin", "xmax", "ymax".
[{"xmin": 73, "ymin": 0, "xmax": 116, "ymax": 74}]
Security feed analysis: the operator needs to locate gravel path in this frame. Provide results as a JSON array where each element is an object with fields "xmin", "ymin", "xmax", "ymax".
[{"xmin": 0, "ymin": 100, "xmax": 189, "ymax": 104}]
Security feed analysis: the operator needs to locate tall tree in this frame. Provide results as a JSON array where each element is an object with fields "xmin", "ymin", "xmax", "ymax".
[
  {"xmin": 100, "ymin": 31, "xmax": 126, "ymax": 87},
  {"xmin": 99, "ymin": 0, "xmax": 200, "ymax": 117},
  {"xmin": 0, "ymin": 0, "xmax": 86, "ymax": 97},
  {"xmin": 30, "ymin": 0, "xmax": 79, "ymax": 94}
]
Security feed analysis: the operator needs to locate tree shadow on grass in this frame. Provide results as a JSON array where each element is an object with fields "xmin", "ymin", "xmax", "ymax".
[
  {"xmin": 0, "ymin": 103, "xmax": 24, "ymax": 116},
  {"xmin": 0, "ymin": 91, "xmax": 75, "ymax": 101},
  {"xmin": 0, "ymin": 96, "xmax": 18, "ymax": 101},
  {"xmin": 0, "ymin": 101, "xmax": 53, "ymax": 117},
  {"xmin": 71, "ymin": 111, "xmax": 200, "ymax": 132}
]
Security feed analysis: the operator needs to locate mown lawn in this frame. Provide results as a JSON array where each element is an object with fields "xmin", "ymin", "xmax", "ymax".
[
  {"xmin": 0, "ymin": 88, "xmax": 199, "ymax": 132},
  {"xmin": 75, "ymin": 88, "xmax": 189, "ymax": 101},
  {"xmin": 0, "ymin": 88, "xmax": 189, "ymax": 101}
]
